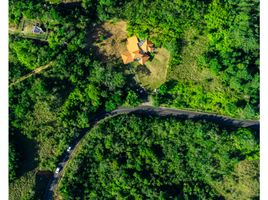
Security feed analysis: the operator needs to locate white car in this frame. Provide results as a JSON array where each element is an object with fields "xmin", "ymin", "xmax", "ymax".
[
  {"xmin": 67, "ymin": 146, "xmax": 72, "ymax": 152},
  {"xmin": 55, "ymin": 167, "xmax": 61, "ymax": 174}
]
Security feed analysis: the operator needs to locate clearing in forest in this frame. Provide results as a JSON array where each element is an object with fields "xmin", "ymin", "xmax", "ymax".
[
  {"xmin": 89, "ymin": 20, "xmax": 170, "ymax": 90},
  {"xmin": 167, "ymin": 28, "xmax": 223, "ymax": 91},
  {"xmin": 9, "ymin": 18, "xmax": 48, "ymax": 41},
  {"xmin": 167, "ymin": 28, "xmax": 209, "ymax": 81},
  {"xmin": 136, "ymin": 48, "xmax": 170, "ymax": 90},
  {"xmin": 88, "ymin": 20, "xmax": 128, "ymax": 61}
]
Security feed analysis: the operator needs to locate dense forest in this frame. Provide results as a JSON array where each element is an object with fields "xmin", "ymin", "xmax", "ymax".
[
  {"xmin": 151, "ymin": 0, "xmax": 259, "ymax": 119},
  {"xmin": 59, "ymin": 114, "xmax": 259, "ymax": 199},
  {"xmin": 9, "ymin": 0, "xmax": 259, "ymax": 198}
]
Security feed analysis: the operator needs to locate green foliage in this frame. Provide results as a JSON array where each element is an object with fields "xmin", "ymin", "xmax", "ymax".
[
  {"xmin": 59, "ymin": 114, "xmax": 259, "ymax": 199},
  {"xmin": 9, "ymin": 0, "xmax": 259, "ymax": 197},
  {"xmin": 153, "ymin": 80, "xmax": 258, "ymax": 119},
  {"xmin": 10, "ymin": 39, "xmax": 53, "ymax": 70},
  {"xmin": 9, "ymin": 144, "xmax": 18, "ymax": 182},
  {"xmin": 9, "ymin": 171, "xmax": 36, "ymax": 200},
  {"xmin": 214, "ymin": 160, "xmax": 259, "ymax": 199},
  {"xmin": 124, "ymin": 90, "xmax": 141, "ymax": 107},
  {"xmin": 204, "ymin": 0, "xmax": 259, "ymax": 111}
]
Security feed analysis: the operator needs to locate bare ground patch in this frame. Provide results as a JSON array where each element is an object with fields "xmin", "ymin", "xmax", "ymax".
[{"xmin": 87, "ymin": 20, "xmax": 128, "ymax": 61}]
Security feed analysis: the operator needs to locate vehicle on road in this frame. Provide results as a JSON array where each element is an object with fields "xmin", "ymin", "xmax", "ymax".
[
  {"xmin": 67, "ymin": 146, "xmax": 72, "ymax": 153},
  {"xmin": 55, "ymin": 167, "xmax": 61, "ymax": 174}
]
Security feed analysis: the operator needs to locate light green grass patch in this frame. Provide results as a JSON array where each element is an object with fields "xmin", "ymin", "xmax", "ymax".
[
  {"xmin": 136, "ymin": 48, "xmax": 170, "ymax": 90},
  {"xmin": 167, "ymin": 27, "xmax": 223, "ymax": 92}
]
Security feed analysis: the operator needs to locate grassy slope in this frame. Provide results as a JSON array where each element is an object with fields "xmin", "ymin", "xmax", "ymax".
[
  {"xmin": 136, "ymin": 48, "xmax": 170, "ymax": 90},
  {"xmin": 162, "ymin": 27, "xmax": 258, "ymax": 119},
  {"xmin": 167, "ymin": 27, "xmax": 223, "ymax": 91}
]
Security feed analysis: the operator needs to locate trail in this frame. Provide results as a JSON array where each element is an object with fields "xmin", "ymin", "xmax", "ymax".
[{"xmin": 9, "ymin": 62, "xmax": 53, "ymax": 87}]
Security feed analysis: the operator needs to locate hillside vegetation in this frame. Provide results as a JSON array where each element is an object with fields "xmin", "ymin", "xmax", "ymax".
[
  {"xmin": 58, "ymin": 114, "xmax": 259, "ymax": 199},
  {"xmin": 9, "ymin": 0, "xmax": 259, "ymax": 198}
]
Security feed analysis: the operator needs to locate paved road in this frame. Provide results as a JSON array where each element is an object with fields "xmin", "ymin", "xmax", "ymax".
[{"xmin": 44, "ymin": 105, "xmax": 259, "ymax": 200}]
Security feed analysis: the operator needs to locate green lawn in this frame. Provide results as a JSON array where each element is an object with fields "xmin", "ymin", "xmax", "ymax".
[{"xmin": 136, "ymin": 48, "xmax": 170, "ymax": 90}]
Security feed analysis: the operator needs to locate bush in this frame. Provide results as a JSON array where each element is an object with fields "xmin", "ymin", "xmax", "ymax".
[{"xmin": 124, "ymin": 90, "xmax": 141, "ymax": 107}]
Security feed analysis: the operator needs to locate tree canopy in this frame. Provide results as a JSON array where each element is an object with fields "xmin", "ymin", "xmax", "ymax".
[
  {"xmin": 9, "ymin": 0, "xmax": 259, "ymax": 198},
  {"xmin": 59, "ymin": 114, "xmax": 259, "ymax": 199}
]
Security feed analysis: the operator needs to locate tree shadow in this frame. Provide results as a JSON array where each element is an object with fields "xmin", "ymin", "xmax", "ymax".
[
  {"xmin": 126, "ymin": 109, "xmax": 260, "ymax": 133},
  {"xmin": 34, "ymin": 170, "xmax": 53, "ymax": 200},
  {"xmin": 164, "ymin": 79, "xmax": 179, "ymax": 90},
  {"xmin": 12, "ymin": 132, "xmax": 38, "ymax": 178},
  {"xmin": 136, "ymin": 65, "xmax": 151, "ymax": 76},
  {"xmin": 85, "ymin": 23, "xmax": 115, "ymax": 62}
]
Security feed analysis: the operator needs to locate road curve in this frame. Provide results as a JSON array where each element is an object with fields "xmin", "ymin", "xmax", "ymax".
[{"xmin": 44, "ymin": 105, "xmax": 259, "ymax": 200}]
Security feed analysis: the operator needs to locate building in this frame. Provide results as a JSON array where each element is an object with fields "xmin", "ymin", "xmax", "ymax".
[
  {"xmin": 121, "ymin": 36, "xmax": 154, "ymax": 65},
  {"xmin": 32, "ymin": 25, "xmax": 44, "ymax": 34}
]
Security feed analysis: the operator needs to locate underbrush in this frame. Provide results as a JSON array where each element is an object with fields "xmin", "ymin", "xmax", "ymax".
[{"xmin": 152, "ymin": 80, "xmax": 258, "ymax": 119}]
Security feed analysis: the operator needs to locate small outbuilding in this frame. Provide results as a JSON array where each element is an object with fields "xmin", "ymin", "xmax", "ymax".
[{"xmin": 32, "ymin": 25, "xmax": 44, "ymax": 34}]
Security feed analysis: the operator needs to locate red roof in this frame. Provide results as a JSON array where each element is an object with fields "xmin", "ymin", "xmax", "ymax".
[
  {"xmin": 121, "ymin": 51, "xmax": 134, "ymax": 64},
  {"xmin": 121, "ymin": 36, "xmax": 154, "ymax": 65}
]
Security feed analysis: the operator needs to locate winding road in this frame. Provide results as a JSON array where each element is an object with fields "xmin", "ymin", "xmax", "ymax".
[{"xmin": 44, "ymin": 105, "xmax": 259, "ymax": 200}]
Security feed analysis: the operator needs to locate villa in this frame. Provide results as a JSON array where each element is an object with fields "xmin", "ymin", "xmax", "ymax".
[{"xmin": 121, "ymin": 36, "xmax": 154, "ymax": 65}]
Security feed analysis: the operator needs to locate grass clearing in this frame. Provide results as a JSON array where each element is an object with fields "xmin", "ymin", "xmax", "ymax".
[
  {"xmin": 88, "ymin": 20, "xmax": 170, "ymax": 90},
  {"xmin": 167, "ymin": 28, "xmax": 223, "ymax": 92},
  {"xmin": 136, "ymin": 48, "xmax": 170, "ymax": 90},
  {"xmin": 167, "ymin": 28, "xmax": 209, "ymax": 81}
]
